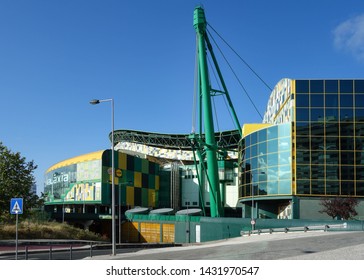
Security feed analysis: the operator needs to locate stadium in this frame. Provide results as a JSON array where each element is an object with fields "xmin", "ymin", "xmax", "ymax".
[{"xmin": 44, "ymin": 78, "xmax": 364, "ymax": 242}]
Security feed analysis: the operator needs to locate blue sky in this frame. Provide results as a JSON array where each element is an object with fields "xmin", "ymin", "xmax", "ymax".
[{"xmin": 1, "ymin": 0, "xmax": 364, "ymax": 195}]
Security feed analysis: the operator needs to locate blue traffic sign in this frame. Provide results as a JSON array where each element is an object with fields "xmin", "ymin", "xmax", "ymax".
[{"xmin": 10, "ymin": 198, "xmax": 23, "ymax": 214}]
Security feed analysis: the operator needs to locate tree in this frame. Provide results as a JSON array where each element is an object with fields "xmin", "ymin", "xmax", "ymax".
[
  {"xmin": 319, "ymin": 197, "xmax": 359, "ymax": 220},
  {"xmin": 0, "ymin": 142, "xmax": 39, "ymax": 221}
]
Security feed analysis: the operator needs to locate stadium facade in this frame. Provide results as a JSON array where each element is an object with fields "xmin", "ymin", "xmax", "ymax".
[{"xmin": 44, "ymin": 78, "xmax": 364, "ymax": 232}]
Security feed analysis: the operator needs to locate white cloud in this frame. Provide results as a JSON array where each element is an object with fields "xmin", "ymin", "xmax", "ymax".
[{"xmin": 333, "ymin": 14, "xmax": 364, "ymax": 61}]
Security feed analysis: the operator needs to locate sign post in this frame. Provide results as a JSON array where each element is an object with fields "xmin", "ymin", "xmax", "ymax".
[{"xmin": 10, "ymin": 198, "xmax": 23, "ymax": 260}]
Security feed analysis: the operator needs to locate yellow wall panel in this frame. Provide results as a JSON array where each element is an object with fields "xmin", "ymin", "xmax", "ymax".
[
  {"xmin": 148, "ymin": 189, "xmax": 156, "ymax": 207},
  {"xmin": 118, "ymin": 153, "xmax": 127, "ymax": 170},
  {"xmin": 126, "ymin": 186, "xmax": 134, "ymax": 206},
  {"xmin": 121, "ymin": 221, "xmax": 139, "ymax": 242},
  {"xmin": 134, "ymin": 172, "xmax": 142, "ymax": 188},
  {"xmin": 46, "ymin": 150, "xmax": 104, "ymax": 172},
  {"xmin": 155, "ymin": 176, "xmax": 160, "ymax": 190},
  {"xmin": 140, "ymin": 223, "xmax": 160, "ymax": 243},
  {"xmin": 242, "ymin": 124, "xmax": 272, "ymax": 137},
  {"xmin": 162, "ymin": 224, "xmax": 175, "ymax": 243}
]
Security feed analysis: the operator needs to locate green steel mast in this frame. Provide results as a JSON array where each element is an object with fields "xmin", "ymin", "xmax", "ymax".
[
  {"xmin": 191, "ymin": 6, "xmax": 241, "ymax": 217},
  {"xmin": 193, "ymin": 6, "xmax": 221, "ymax": 217}
]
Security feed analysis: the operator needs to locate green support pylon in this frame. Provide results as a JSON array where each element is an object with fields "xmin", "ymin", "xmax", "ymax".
[{"xmin": 193, "ymin": 6, "xmax": 222, "ymax": 217}]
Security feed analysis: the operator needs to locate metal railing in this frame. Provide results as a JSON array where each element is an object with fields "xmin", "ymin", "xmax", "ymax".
[{"xmin": 241, "ymin": 223, "xmax": 348, "ymax": 236}]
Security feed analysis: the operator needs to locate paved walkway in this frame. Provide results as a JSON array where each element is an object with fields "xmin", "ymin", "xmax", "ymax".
[{"xmin": 84, "ymin": 231, "xmax": 364, "ymax": 260}]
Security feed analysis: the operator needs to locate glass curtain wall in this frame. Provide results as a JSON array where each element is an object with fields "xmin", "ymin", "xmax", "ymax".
[
  {"xmin": 295, "ymin": 79, "xmax": 364, "ymax": 196},
  {"xmin": 240, "ymin": 123, "xmax": 292, "ymax": 198}
]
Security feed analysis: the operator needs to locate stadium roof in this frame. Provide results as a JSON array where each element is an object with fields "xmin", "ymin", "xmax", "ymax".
[{"xmin": 113, "ymin": 129, "xmax": 241, "ymax": 151}]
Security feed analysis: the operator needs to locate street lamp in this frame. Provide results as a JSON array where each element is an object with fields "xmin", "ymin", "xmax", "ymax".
[{"xmin": 90, "ymin": 98, "xmax": 116, "ymax": 256}]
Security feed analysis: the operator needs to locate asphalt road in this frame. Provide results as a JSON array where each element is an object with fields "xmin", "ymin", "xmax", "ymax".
[{"xmin": 85, "ymin": 231, "xmax": 364, "ymax": 260}]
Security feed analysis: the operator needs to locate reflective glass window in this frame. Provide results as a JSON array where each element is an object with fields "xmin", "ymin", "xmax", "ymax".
[
  {"xmin": 251, "ymin": 144, "xmax": 257, "ymax": 157},
  {"xmin": 340, "ymin": 137, "xmax": 354, "ymax": 151},
  {"xmin": 311, "ymin": 136, "xmax": 324, "ymax": 150},
  {"xmin": 297, "ymin": 180, "xmax": 310, "ymax": 194},
  {"xmin": 245, "ymin": 148, "xmax": 251, "ymax": 160},
  {"xmin": 296, "ymin": 94, "xmax": 309, "ymax": 107},
  {"xmin": 310, "ymin": 80, "xmax": 324, "ymax": 93},
  {"xmin": 296, "ymin": 164, "xmax": 310, "ymax": 178},
  {"xmin": 341, "ymin": 151, "xmax": 354, "ymax": 165},
  {"xmin": 326, "ymin": 181, "xmax": 339, "ymax": 195},
  {"xmin": 296, "ymin": 150, "xmax": 310, "ymax": 164},
  {"xmin": 355, "ymin": 80, "xmax": 364, "ymax": 93},
  {"xmin": 340, "ymin": 94, "xmax": 353, "ymax": 107},
  {"xmin": 341, "ymin": 181, "xmax": 354, "ymax": 195},
  {"xmin": 267, "ymin": 181, "xmax": 278, "ymax": 195},
  {"xmin": 258, "ymin": 168, "xmax": 268, "ymax": 180},
  {"xmin": 258, "ymin": 154, "xmax": 267, "ymax": 168},
  {"xmin": 311, "ymin": 151, "xmax": 324, "ymax": 165},
  {"xmin": 267, "ymin": 153, "xmax": 278, "ymax": 166},
  {"xmin": 340, "ymin": 80, "xmax": 353, "ymax": 93},
  {"xmin": 326, "ymin": 164, "xmax": 338, "ymax": 179},
  {"xmin": 341, "ymin": 165, "xmax": 354, "ymax": 180},
  {"xmin": 356, "ymin": 166, "xmax": 364, "ymax": 180},
  {"xmin": 279, "ymin": 180, "xmax": 291, "ymax": 194},
  {"xmin": 326, "ymin": 151, "xmax": 339, "ymax": 164},
  {"xmin": 356, "ymin": 109, "xmax": 364, "ymax": 122},
  {"xmin": 355, "ymin": 137, "xmax": 364, "ymax": 150},
  {"xmin": 325, "ymin": 94, "xmax": 338, "ymax": 107},
  {"xmin": 258, "ymin": 142, "xmax": 267, "ymax": 155},
  {"xmin": 296, "ymin": 136, "xmax": 310, "ymax": 150},
  {"xmin": 279, "ymin": 123, "xmax": 291, "ymax": 137},
  {"xmin": 258, "ymin": 182, "xmax": 267, "ymax": 195},
  {"xmin": 340, "ymin": 108, "xmax": 354, "ymax": 121},
  {"xmin": 341, "ymin": 123, "xmax": 354, "ymax": 135},
  {"xmin": 311, "ymin": 108, "xmax": 324, "ymax": 122},
  {"xmin": 355, "ymin": 94, "xmax": 364, "ymax": 107},
  {"xmin": 357, "ymin": 181, "xmax": 364, "ymax": 195},
  {"xmin": 325, "ymin": 137, "xmax": 338, "ymax": 150},
  {"xmin": 278, "ymin": 151, "xmax": 291, "ymax": 165},
  {"xmin": 311, "ymin": 180, "xmax": 325, "ymax": 194},
  {"xmin": 296, "ymin": 80, "xmax": 309, "ymax": 93},
  {"xmin": 251, "ymin": 156, "xmax": 258, "ymax": 170},
  {"xmin": 268, "ymin": 166, "xmax": 278, "ymax": 178},
  {"xmin": 296, "ymin": 122, "xmax": 309, "ymax": 135},
  {"xmin": 356, "ymin": 123, "xmax": 364, "ymax": 136},
  {"xmin": 251, "ymin": 132, "xmax": 257, "ymax": 145},
  {"xmin": 278, "ymin": 164, "xmax": 291, "ymax": 179},
  {"xmin": 267, "ymin": 139, "xmax": 278, "ymax": 153},
  {"xmin": 325, "ymin": 122, "xmax": 339, "ymax": 136},
  {"xmin": 245, "ymin": 160, "xmax": 252, "ymax": 172},
  {"xmin": 325, "ymin": 80, "xmax": 338, "ymax": 93},
  {"xmin": 278, "ymin": 137, "xmax": 290, "ymax": 151},
  {"xmin": 326, "ymin": 181, "xmax": 340, "ymax": 195},
  {"xmin": 258, "ymin": 129, "xmax": 267, "ymax": 143},
  {"xmin": 311, "ymin": 165, "xmax": 325, "ymax": 179},
  {"xmin": 311, "ymin": 123, "xmax": 325, "ymax": 136},
  {"xmin": 267, "ymin": 126, "xmax": 278, "ymax": 139},
  {"xmin": 296, "ymin": 108, "xmax": 309, "ymax": 121},
  {"xmin": 310, "ymin": 94, "xmax": 324, "ymax": 107},
  {"xmin": 245, "ymin": 135, "xmax": 250, "ymax": 148},
  {"xmin": 325, "ymin": 107, "xmax": 338, "ymax": 121}
]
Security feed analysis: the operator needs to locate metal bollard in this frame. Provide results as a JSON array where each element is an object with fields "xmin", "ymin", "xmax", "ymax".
[
  {"xmin": 90, "ymin": 242, "xmax": 93, "ymax": 258},
  {"xmin": 25, "ymin": 246, "xmax": 28, "ymax": 260},
  {"xmin": 49, "ymin": 246, "xmax": 52, "ymax": 260},
  {"xmin": 70, "ymin": 245, "xmax": 73, "ymax": 260}
]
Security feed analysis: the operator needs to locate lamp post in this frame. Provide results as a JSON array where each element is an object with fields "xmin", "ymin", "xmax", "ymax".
[{"xmin": 90, "ymin": 98, "xmax": 116, "ymax": 256}]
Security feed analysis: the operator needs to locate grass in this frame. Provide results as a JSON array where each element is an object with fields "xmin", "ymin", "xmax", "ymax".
[{"xmin": 0, "ymin": 221, "xmax": 107, "ymax": 241}]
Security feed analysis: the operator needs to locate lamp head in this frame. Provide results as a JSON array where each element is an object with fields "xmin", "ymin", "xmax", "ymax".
[{"xmin": 89, "ymin": 99, "xmax": 100, "ymax": 105}]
